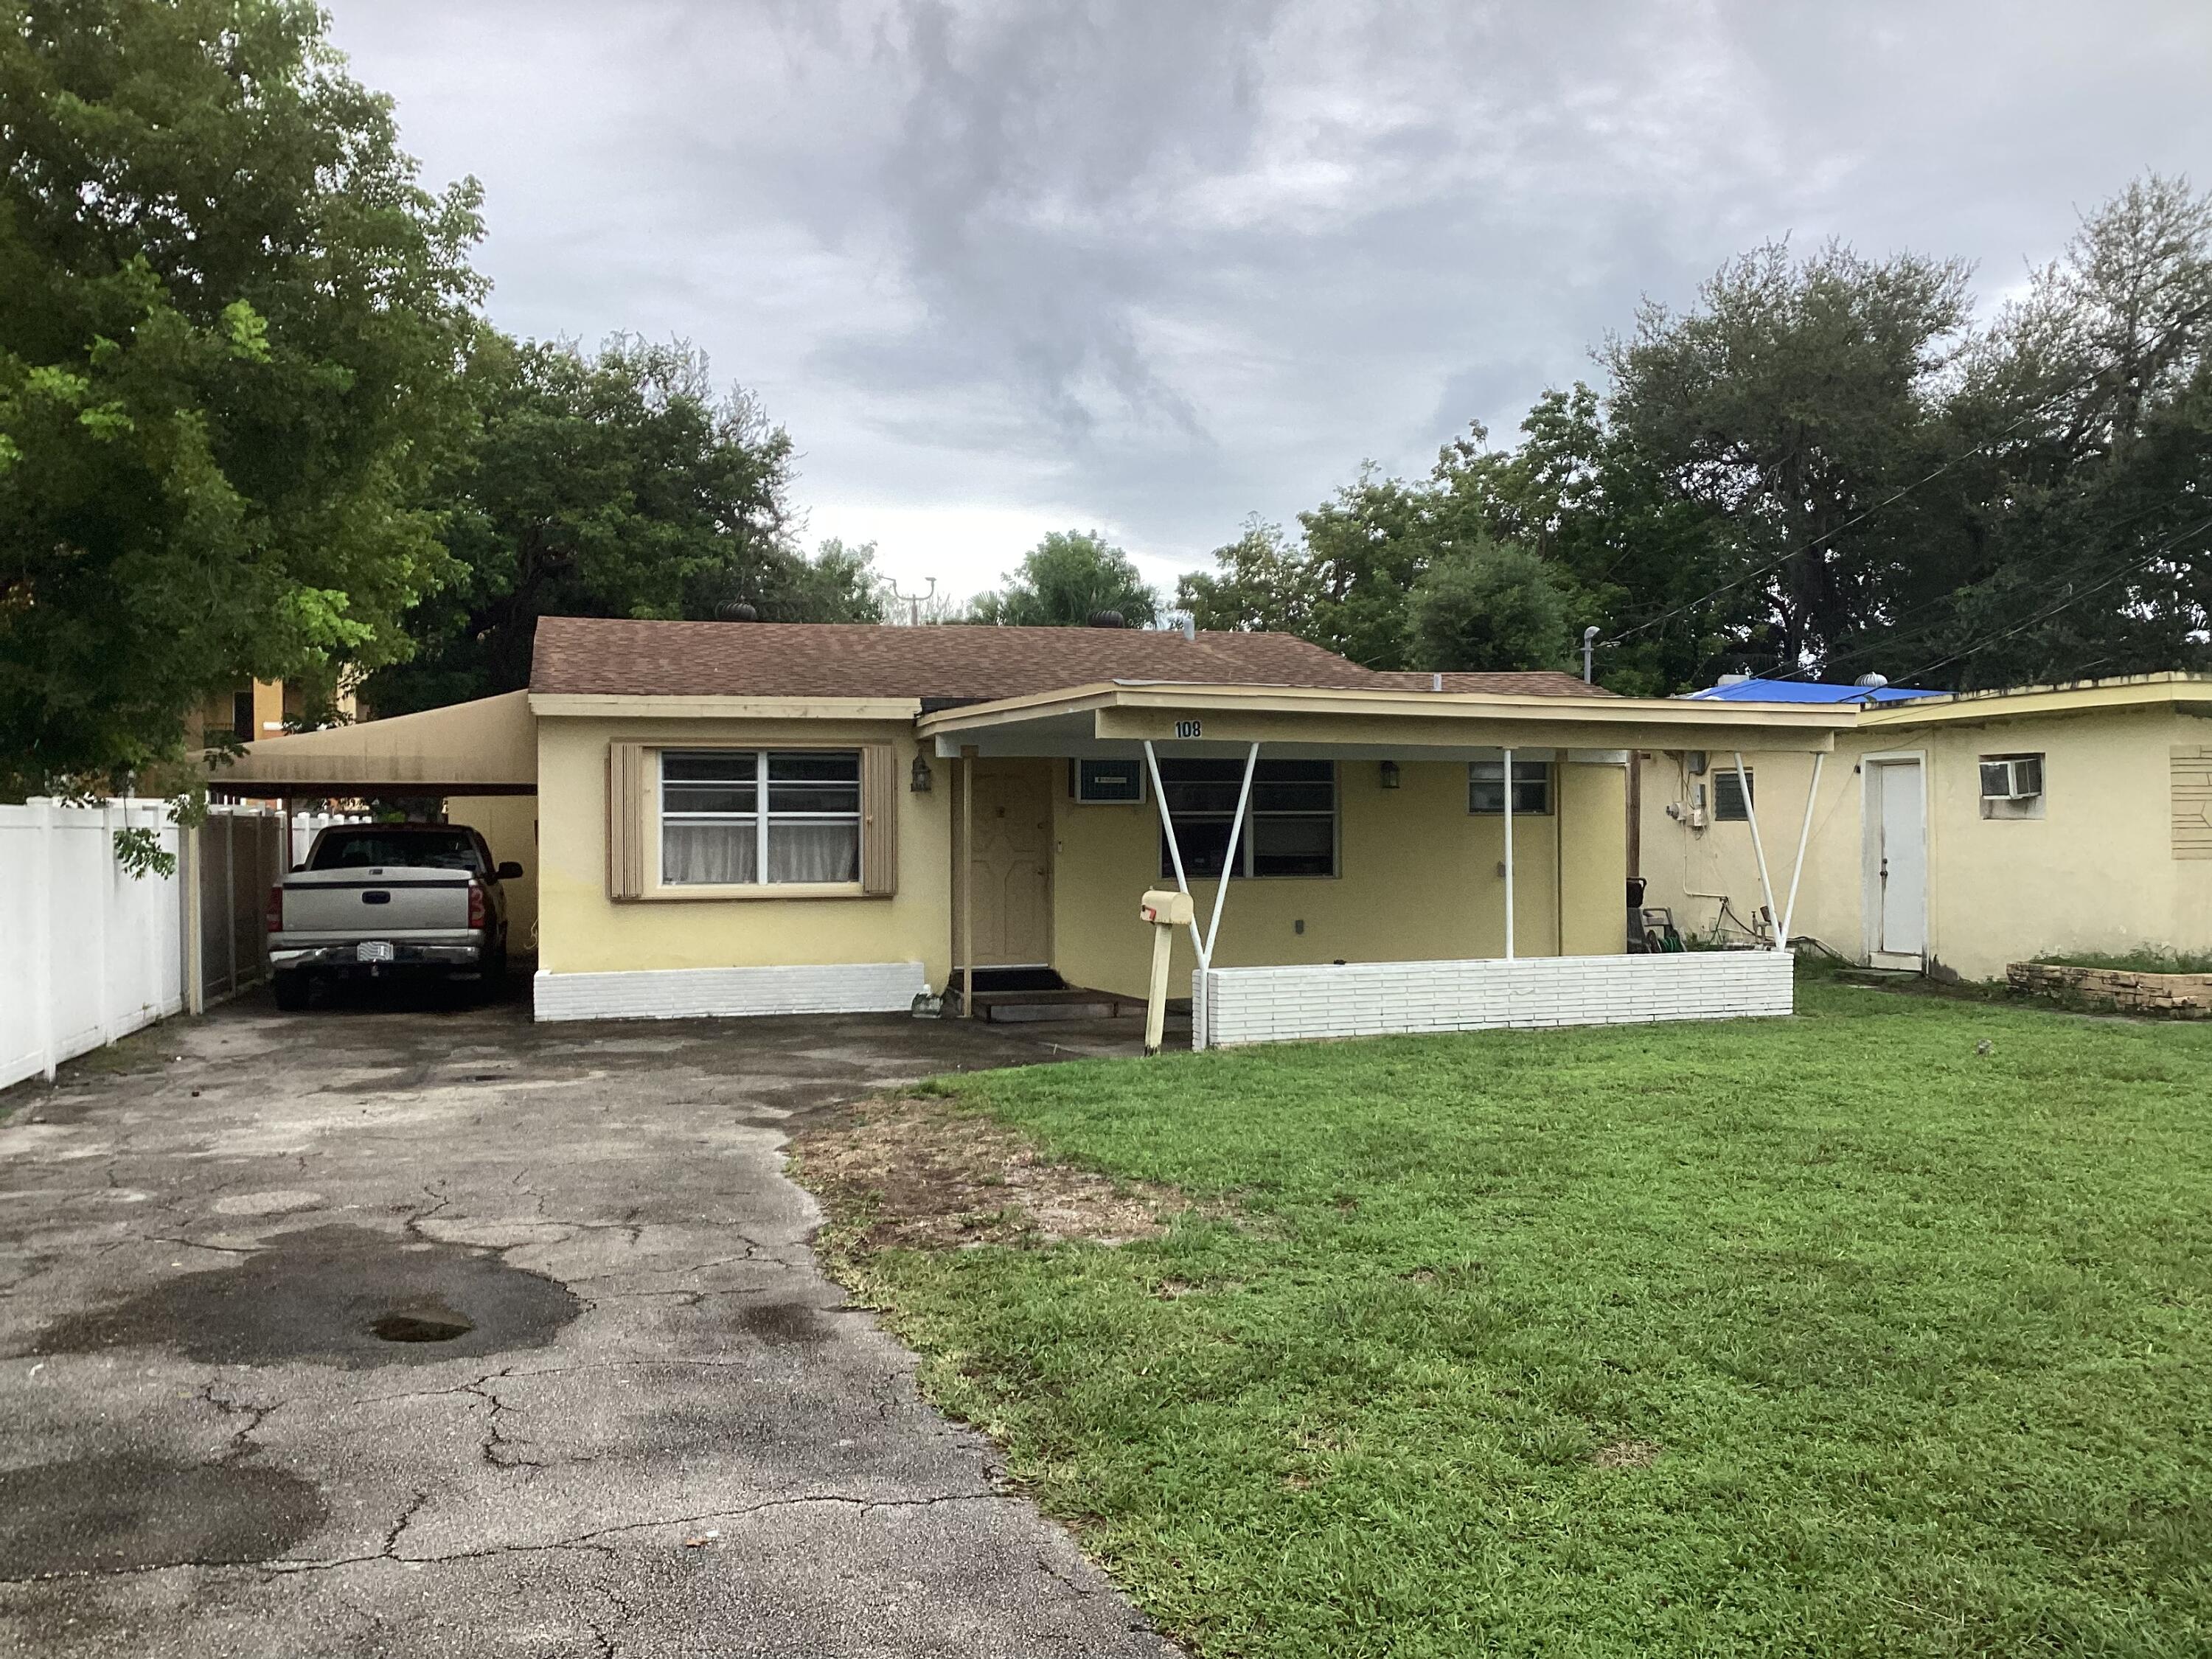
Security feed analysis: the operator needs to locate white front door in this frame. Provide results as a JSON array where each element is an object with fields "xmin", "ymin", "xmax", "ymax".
[{"xmin": 1868, "ymin": 759, "xmax": 1926, "ymax": 959}]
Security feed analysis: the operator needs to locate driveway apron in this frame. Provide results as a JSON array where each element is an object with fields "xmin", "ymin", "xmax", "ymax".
[{"xmin": 0, "ymin": 992, "xmax": 1175, "ymax": 1658}]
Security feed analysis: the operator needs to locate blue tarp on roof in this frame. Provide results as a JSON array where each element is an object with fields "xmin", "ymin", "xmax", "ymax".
[{"xmin": 1686, "ymin": 677, "xmax": 1945, "ymax": 704}]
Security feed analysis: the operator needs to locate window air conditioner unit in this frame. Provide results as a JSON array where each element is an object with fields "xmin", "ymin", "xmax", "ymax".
[
  {"xmin": 1073, "ymin": 759, "xmax": 1145, "ymax": 804},
  {"xmin": 1978, "ymin": 756, "xmax": 2042, "ymax": 801}
]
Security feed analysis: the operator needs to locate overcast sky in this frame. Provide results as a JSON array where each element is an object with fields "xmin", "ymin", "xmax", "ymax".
[{"xmin": 328, "ymin": 0, "xmax": 2211, "ymax": 603}]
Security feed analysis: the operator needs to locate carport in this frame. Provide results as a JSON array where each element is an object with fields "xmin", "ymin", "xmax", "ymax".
[
  {"xmin": 919, "ymin": 682, "xmax": 1853, "ymax": 1048},
  {"xmin": 208, "ymin": 690, "xmax": 541, "ymax": 952}
]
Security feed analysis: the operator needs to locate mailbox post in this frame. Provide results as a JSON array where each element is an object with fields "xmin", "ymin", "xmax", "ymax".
[{"xmin": 1138, "ymin": 888, "xmax": 1194, "ymax": 1055}]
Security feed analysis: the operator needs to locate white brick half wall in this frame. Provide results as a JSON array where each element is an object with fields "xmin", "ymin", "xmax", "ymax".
[
  {"xmin": 534, "ymin": 962, "xmax": 927, "ymax": 1023},
  {"xmin": 1195, "ymin": 950, "xmax": 1794, "ymax": 1048}
]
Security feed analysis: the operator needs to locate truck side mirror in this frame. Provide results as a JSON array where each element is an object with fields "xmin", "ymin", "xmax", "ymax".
[{"xmin": 496, "ymin": 860, "xmax": 525, "ymax": 880}]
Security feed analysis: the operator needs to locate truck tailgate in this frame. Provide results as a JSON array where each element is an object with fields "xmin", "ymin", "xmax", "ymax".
[{"xmin": 281, "ymin": 869, "xmax": 473, "ymax": 937}]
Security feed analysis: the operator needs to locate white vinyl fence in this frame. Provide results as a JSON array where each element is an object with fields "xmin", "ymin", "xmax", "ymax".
[
  {"xmin": 1, "ymin": 799, "xmax": 186, "ymax": 1090},
  {"xmin": 0, "ymin": 799, "xmax": 343, "ymax": 1091}
]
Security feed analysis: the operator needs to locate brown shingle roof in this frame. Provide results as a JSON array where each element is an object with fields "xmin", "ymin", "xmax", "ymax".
[
  {"xmin": 529, "ymin": 617, "xmax": 1384, "ymax": 701},
  {"xmin": 1366, "ymin": 669, "xmax": 1619, "ymax": 698}
]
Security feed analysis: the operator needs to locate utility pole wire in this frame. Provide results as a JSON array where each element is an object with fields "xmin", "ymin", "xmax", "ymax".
[
  {"xmin": 1762, "ymin": 496, "xmax": 2191, "ymax": 686},
  {"xmin": 1877, "ymin": 512, "xmax": 2212, "ymax": 688},
  {"xmin": 1602, "ymin": 390, "xmax": 2075, "ymax": 648}
]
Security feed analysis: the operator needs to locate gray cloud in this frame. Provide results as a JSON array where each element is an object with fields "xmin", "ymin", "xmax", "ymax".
[{"xmin": 327, "ymin": 0, "xmax": 2212, "ymax": 589}]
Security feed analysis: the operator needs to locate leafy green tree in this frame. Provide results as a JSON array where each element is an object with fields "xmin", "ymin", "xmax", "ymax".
[
  {"xmin": 1178, "ymin": 516, "xmax": 1315, "ymax": 637},
  {"xmin": 1178, "ymin": 450, "xmax": 1599, "ymax": 674},
  {"xmin": 970, "ymin": 529, "xmax": 1159, "ymax": 627},
  {"xmin": 0, "ymin": 0, "xmax": 484, "ymax": 795},
  {"xmin": 362, "ymin": 335, "xmax": 882, "ymax": 713},
  {"xmin": 1408, "ymin": 538, "xmax": 1577, "ymax": 672},
  {"xmin": 1433, "ymin": 390, "xmax": 1731, "ymax": 693},
  {"xmin": 1185, "ymin": 175, "xmax": 2210, "ymax": 695},
  {"xmin": 1894, "ymin": 175, "xmax": 2212, "ymax": 687},
  {"xmin": 1600, "ymin": 239, "xmax": 1973, "ymax": 674}
]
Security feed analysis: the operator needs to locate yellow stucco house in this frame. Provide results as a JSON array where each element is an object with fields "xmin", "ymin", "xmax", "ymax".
[
  {"xmin": 1635, "ymin": 673, "xmax": 2212, "ymax": 981},
  {"xmin": 218, "ymin": 618, "xmax": 1860, "ymax": 1046}
]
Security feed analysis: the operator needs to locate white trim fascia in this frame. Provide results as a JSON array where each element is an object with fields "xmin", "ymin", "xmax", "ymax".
[{"xmin": 533, "ymin": 961, "xmax": 926, "ymax": 1022}]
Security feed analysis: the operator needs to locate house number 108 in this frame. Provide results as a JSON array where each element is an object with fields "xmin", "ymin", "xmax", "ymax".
[{"xmin": 1173, "ymin": 719, "xmax": 1203, "ymax": 739}]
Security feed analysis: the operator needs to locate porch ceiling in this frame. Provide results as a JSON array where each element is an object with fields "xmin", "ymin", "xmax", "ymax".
[{"xmin": 918, "ymin": 682, "xmax": 1851, "ymax": 759}]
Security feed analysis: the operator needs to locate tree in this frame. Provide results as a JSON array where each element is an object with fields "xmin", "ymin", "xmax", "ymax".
[
  {"xmin": 970, "ymin": 530, "xmax": 1159, "ymax": 626},
  {"xmin": 1902, "ymin": 175, "xmax": 2212, "ymax": 687},
  {"xmin": 1178, "ymin": 516, "xmax": 1315, "ymax": 636},
  {"xmin": 362, "ymin": 335, "xmax": 882, "ymax": 713},
  {"xmin": 1433, "ymin": 389, "xmax": 1731, "ymax": 694},
  {"xmin": 0, "ymin": 0, "xmax": 484, "ymax": 795},
  {"xmin": 1601, "ymin": 240, "xmax": 1972, "ymax": 673},
  {"xmin": 1177, "ymin": 448, "xmax": 1598, "ymax": 673},
  {"xmin": 1408, "ymin": 538, "xmax": 1576, "ymax": 672}
]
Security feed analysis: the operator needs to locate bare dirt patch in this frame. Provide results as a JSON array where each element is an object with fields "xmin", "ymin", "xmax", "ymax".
[
  {"xmin": 1593, "ymin": 1439, "xmax": 1660, "ymax": 1470},
  {"xmin": 790, "ymin": 1094, "xmax": 1203, "ymax": 1253}
]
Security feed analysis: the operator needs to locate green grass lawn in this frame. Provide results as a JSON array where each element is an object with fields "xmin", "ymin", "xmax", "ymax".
[{"xmin": 808, "ymin": 975, "xmax": 2212, "ymax": 1658}]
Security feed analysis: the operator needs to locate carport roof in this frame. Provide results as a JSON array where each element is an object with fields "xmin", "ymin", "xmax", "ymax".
[
  {"xmin": 208, "ymin": 690, "xmax": 535, "ymax": 798},
  {"xmin": 917, "ymin": 681, "xmax": 1856, "ymax": 757}
]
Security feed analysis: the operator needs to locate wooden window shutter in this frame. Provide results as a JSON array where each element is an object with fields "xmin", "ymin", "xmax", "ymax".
[
  {"xmin": 860, "ymin": 745, "xmax": 900, "ymax": 895},
  {"xmin": 607, "ymin": 742, "xmax": 650, "ymax": 898}
]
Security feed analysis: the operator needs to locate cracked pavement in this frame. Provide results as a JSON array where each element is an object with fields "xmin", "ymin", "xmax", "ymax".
[{"xmin": 0, "ymin": 984, "xmax": 1178, "ymax": 1656}]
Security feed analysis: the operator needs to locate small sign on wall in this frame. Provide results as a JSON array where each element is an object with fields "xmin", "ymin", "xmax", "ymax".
[{"xmin": 1173, "ymin": 719, "xmax": 1203, "ymax": 740}]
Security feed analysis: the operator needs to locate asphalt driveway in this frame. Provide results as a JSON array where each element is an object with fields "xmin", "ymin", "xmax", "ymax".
[{"xmin": 0, "ymin": 982, "xmax": 1176, "ymax": 1657}]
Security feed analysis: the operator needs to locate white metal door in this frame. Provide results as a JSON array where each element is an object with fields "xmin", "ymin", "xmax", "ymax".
[{"xmin": 1871, "ymin": 760, "xmax": 1926, "ymax": 957}]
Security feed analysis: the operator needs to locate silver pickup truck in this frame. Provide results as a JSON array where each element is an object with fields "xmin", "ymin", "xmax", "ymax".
[{"xmin": 267, "ymin": 824, "xmax": 522, "ymax": 1009}]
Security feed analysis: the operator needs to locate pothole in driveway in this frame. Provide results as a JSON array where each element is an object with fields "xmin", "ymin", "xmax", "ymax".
[
  {"xmin": 21, "ymin": 1224, "xmax": 579, "ymax": 1368},
  {"xmin": 370, "ymin": 1305, "xmax": 476, "ymax": 1343}
]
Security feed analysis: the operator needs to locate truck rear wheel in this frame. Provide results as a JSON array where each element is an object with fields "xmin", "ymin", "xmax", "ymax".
[{"xmin": 272, "ymin": 970, "xmax": 312, "ymax": 1012}]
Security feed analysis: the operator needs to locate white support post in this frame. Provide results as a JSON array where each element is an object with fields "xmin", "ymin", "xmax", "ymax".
[
  {"xmin": 1200, "ymin": 743, "xmax": 1259, "ymax": 969},
  {"xmin": 1733, "ymin": 751, "xmax": 1781, "ymax": 948},
  {"xmin": 96, "ymin": 797, "xmax": 114, "ymax": 1045},
  {"xmin": 1778, "ymin": 751, "xmax": 1826, "ymax": 949},
  {"xmin": 187, "ymin": 817, "xmax": 206, "ymax": 1015},
  {"xmin": 1142, "ymin": 740, "xmax": 1206, "ymax": 962},
  {"xmin": 960, "ymin": 748, "xmax": 975, "ymax": 1018},
  {"xmin": 35, "ymin": 799, "xmax": 57, "ymax": 1082},
  {"xmin": 1502, "ymin": 748, "xmax": 1516, "ymax": 961}
]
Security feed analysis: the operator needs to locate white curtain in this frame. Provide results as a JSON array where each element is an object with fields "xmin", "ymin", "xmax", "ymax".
[
  {"xmin": 768, "ymin": 821, "xmax": 858, "ymax": 883},
  {"xmin": 662, "ymin": 823, "xmax": 757, "ymax": 884}
]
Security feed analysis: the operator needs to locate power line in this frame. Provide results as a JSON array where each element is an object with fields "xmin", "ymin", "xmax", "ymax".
[
  {"xmin": 1603, "ymin": 393, "xmax": 2073, "ymax": 647},
  {"xmin": 1876, "ymin": 512, "xmax": 2212, "ymax": 687},
  {"xmin": 1761, "ymin": 498, "xmax": 2192, "ymax": 686}
]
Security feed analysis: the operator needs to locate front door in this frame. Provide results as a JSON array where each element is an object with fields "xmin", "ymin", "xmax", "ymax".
[
  {"xmin": 966, "ymin": 761, "xmax": 1052, "ymax": 967},
  {"xmin": 1866, "ymin": 758, "xmax": 1926, "ymax": 959}
]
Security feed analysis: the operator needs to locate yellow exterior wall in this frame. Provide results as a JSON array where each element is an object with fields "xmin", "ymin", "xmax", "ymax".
[
  {"xmin": 1048, "ymin": 758, "xmax": 1627, "ymax": 1002},
  {"xmin": 535, "ymin": 716, "xmax": 952, "ymax": 984},
  {"xmin": 1635, "ymin": 709, "xmax": 2212, "ymax": 980},
  {"xmin": 1558, "ymin": 760, "xmax": 1628, "ymax": 956}
]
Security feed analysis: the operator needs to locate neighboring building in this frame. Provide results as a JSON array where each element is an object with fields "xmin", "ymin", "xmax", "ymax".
[
  {"xmin": 1638, "ymin": 673, "xmax": 2212, "ymax": 980},
  {"xmin": 215, "ymin": 618, "xmax": 1862, "ymax": 1044},
  {"xmin": 196, "ymin": 678, "xmax": 362, "ymax": 746}
]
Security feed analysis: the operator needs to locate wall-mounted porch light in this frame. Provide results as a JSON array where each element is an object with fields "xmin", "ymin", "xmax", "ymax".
[
  {"xmin": 1379, "ymin": 759, "xmax": 1401, "ymax": 790},
  {"xmin": 911, "ymin": 753, "xmax": 933, "ymax": 793}
]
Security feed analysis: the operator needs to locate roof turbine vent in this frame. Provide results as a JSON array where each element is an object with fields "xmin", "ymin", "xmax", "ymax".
[
  {"xmin": 717, "ymin": 600, "xmax": 759, "ymax": 622},
  {"xmin": 1854, "ymin": 672, "xmax": 1889, "ymax": 689},
  {"xmin": 1087, "ymin": 609, "xmax": 1126, "ymax": 629}
]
